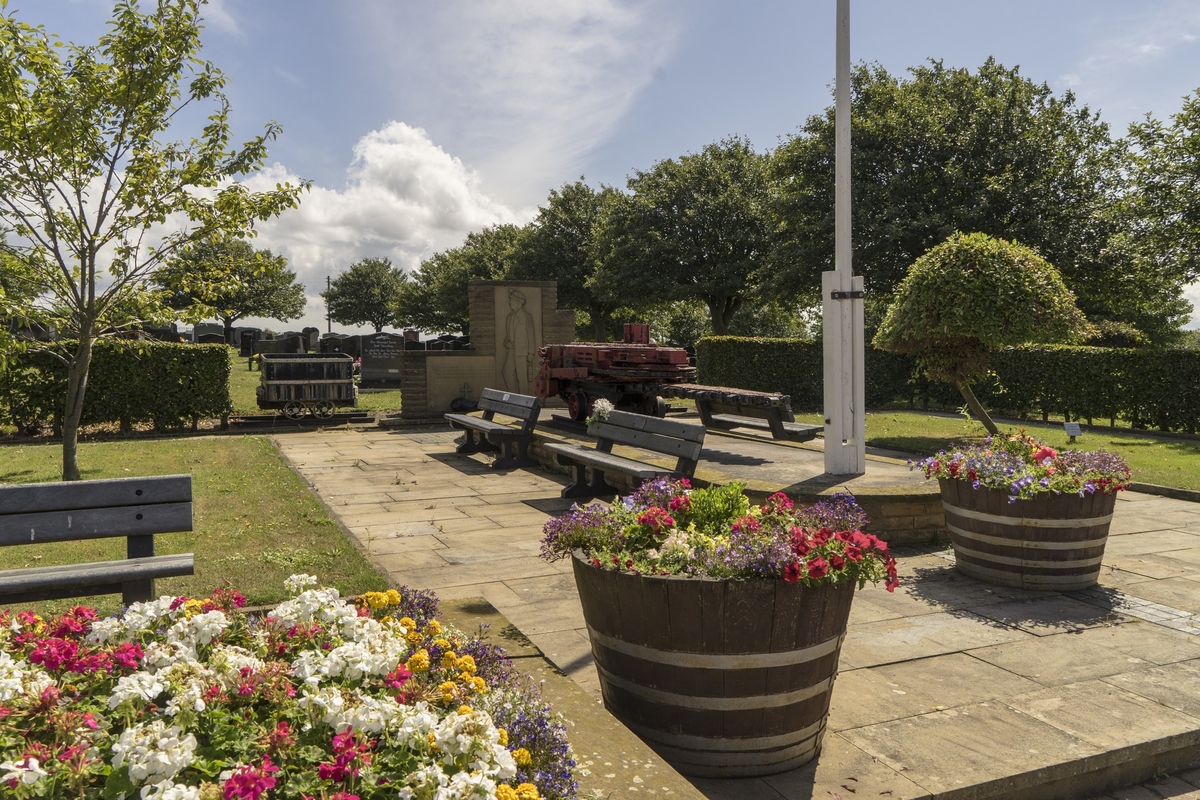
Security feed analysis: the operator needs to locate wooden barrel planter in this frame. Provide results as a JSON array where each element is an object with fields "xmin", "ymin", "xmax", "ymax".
[
  {"xmin": 938, "ymin": 479, "xmax": 1117, "ymax": 591},
  {"xmin": 571, "ymin": 552, "xmax": 855, "ymax": 778}
]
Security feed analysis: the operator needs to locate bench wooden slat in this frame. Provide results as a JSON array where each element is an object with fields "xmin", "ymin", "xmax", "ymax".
[
  {"xmin": 444, "ymin": 414, "xmax": 516, "ymax": 434},
  {"xmin": 709, "ymin": 414, "xmax": 822, "ymax": 441},
  {"xmin": 0, "ymin": 554, "xmax": 195, "ymax": 605},
  {"xmin": 0, "ymin": 474, "xmax": 191, "ymax": 515},
  {"xmin": 586, "ymin": 420, "xmax": 704, "ymax": 462},
  {"xmin": 602, "ymin": 409, "xmax": 707, "ymax": 442},
  {"xmin": 542, "ymin": 443, "xmax": 665, "ymax": 479},
  {"xmin": 0, "ymin": 502, "xmax": 192, "ymax": 547}
]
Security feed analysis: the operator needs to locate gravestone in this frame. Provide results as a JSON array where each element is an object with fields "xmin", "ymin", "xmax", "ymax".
[
  {"xmin": 280, "ymin": 334, "xmax": 306, "ymax": 354},
  {"xmin": 302, "ymin": 327, "xmax": 320, "ymax": 352},
  {"xmin": 238, "ymin": 329, "xmax": 260, "ymax": 357},
  {"xmin": 196, "ymin": 333, "xmax": 225, "ymax": 345},
  {"xmin": 193, "ymin": 322, "xmax": 224, "ymax": 343},
  {"xmin": 360, "ymin": 332, "xmax": 405, "ymax": 389}
]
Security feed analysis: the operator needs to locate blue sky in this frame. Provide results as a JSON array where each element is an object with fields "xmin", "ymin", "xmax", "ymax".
[{"xmin": 31, "ymin": 0, "xmax": 1200, "ymax": 330}]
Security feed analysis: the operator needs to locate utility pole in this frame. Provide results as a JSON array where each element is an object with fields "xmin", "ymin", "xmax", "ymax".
[
  {"xmin": 326, "ymin": 275, "xmax": 331, "ymax": 333},
  {"xmin": 822, "ymin": 0, "xmax": 866, "ymax": 475}
]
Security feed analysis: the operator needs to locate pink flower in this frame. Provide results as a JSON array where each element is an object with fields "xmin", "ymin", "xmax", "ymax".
[
  {"xmin": 223, "ymin": 756, "xmax": 279, "ymax": 800},
  {"xmin": 806, "ymin": 556, "xmax": 829, "ymax": 579},
  {"xmin": 763, "ymin": 492, "xmax": 795, "ymax": 513},
  {"xmin": 30, "ymin": 638, "xmax": 78, "ymax": 671},
  {"xmin": 828, "ymin": 553, "xmax": 845, "ymax": 571},
  {"xmin": 1033, "ymin": 446, "xmax": 1057, "ymax": 464},
  {"xmin": 783, "ymin": 562, "xmax": 803, "ymax": 584},
  {"xmin": 384, "ymin": 664, "xmax": 412, "ymax": 691},
  {"xmin": 668, "ymin": 495, "xmax": 691, "ymax": 513},
  {"xmin": 111, "ymin": 643, "xmax": 144, "ymax": 671},
  {"xmin": 637, "ymin": 507, "xmax": 675, "ymax": 531}
]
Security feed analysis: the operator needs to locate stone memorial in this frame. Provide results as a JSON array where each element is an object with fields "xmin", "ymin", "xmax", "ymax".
[
  {"xmin": 302, "ymin": 327, "xmax": 320, "ymax": 352},
  {"xmin": 400, "ymin": 280, "xmax": 574, "ymax": 419},
  {"xmin": 193, "ymin": 322, "xmax": 224, "ymax": 343},
  {"xmin": 360, "ymin": 332, "xmax": 406, "ymax": 390}
]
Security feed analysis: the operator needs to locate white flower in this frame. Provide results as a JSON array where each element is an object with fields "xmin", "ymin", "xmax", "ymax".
[
  {"xmin": 284, "ymin": 573, "xmax": 319, "ymax": 593},
  {"xmin": 109, "ymin": 671, "xmax": 167, "ymax": 709},
  {"xmin": 160, "ymin": 662, "xmax": 216, "ymax": 717},
  {"xmin": 166, "ymin": 610, "xmax": 227, "ymax": 649},
  {"xmin": 85, "ymin": 616, "xmax": 129, "ymax": 646},
  {"xmin": 0, "ymin": 756, "xmax": 48, "ymax": 786},
  {"xmin": 396, "ymin": 702, "xmax": 441, "ymax": 750},
  {"xmin": 111, "ymin": 720, "xmax": 197, "ymax": 786},
  {"xmin": 141, "ymin": 780, "xmax": 201, "ymax": 800},
  {"xmin": 396, "ymin": 763, "xmax": 448, "ymax": 800},
  {"xmin": 0, "ymin": 651, "xmax": 52, "ymax": 704},
  {"xmin": 141, "ymin": 641, "xmax": 200, "ymax": 673}
]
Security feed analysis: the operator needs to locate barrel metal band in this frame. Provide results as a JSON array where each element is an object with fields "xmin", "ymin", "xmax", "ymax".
[
  {"xmin": 946, "ymin": 522, "xmax": 1109, "ymax": 551},
  {"xmin": 951, "ymin": 536, "xmax": 1106, "ymax": 569},
  {"xmin": 596, "ymin": 663, "xmax": 834, "ymax": 710},
  {"xmin": 587, "ymin": 626, "xmax": 843, "ymax": 670},
  {"xmin": 651, "ymin": 735, "xmax": 821, "ymax": 768},
  {"xmin": 956, "ymin": 559, "xmax": 1100, "ymax": 588},
  {"xmin": 624, "ymin": 716, "xmax": 825, "ymax": 752},
  {"xmin": 943, "ymin": 503, "xmax": 1112, "ymax": 529}
]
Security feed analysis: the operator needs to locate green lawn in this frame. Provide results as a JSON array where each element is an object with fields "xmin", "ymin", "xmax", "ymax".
[
  {"xmin": 227, "ymin": 347, "xmax": 402, "ymax": 415},
  {"xmin": 793, "ymin": 409, "xmax": 1200, "ymax": 490},
  {"xmin": 0, "ymin": 435, "xmax": 388, "ymax": 614}
]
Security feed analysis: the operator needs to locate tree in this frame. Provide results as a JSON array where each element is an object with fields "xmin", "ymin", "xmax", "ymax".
[
  {"xmin": 592, "ymin": 137, "xmax": 772, "ymax": 335},
  {"xmin": 156, "ymin": 239, "xmax": 306, "ymax": 341},
  {"xmin": 321, "ymin": 257, "xmax": 406, "ymax": 333},
  {"xmin": 506, "ymin": 180, "xmax": 622, "ymax": 341},
  {"xmin": 0, "ymin": 0, "xmax": 306, "ymax": 480},
  {"xmin": 873, "ymin": 233, "xmax": 1089, "ymax": 434},
  {"xmin": 771, "ymin": 60, "xmax": 1156, "ymax": 332},
  {"xmin": 397, "ymin": 225, "xmax": 522, "ymax": 336}
]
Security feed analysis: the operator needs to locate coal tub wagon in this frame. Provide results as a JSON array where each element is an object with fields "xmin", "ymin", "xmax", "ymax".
[{"xmin": 256, "ymin": 353, "xmax": 358, "ymax": 419}]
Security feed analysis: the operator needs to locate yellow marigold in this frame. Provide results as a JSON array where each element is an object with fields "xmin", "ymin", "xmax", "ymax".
[
  {"xmin": 424, "ymin": 619, "xmax": 443, "ymax": 636},
  {"xmin": 433, "ymin": 638, "xmax": 451, "ymax": 650},
  {"xmin": 437, "ymin": 681, "xmax": 457, "ymax": 702},
  {"xmin": 183, "ymin": 598, "xmax": 204, "ymax": 618},
  {"xmin": 363, "ymin": 591, "xmax": 390, "ymax": 609},
  {"xmin": 405, "ymin": 630, "xmax": 425, "ymax": 647},
  {"xmin": 515, "ymin": 782, "xmax": 540, "ymax": 800},
  {"xmin": 441, "ymin": 651, "xmax": 458, "ymax": 670},
  {"xmin": 406, "ymin": 650, "xmax": 431, "ymax": 673},
  {"xmin": 381, "ymin": 615, "xmax": 394, "ymax": 625},
  {"xmin": 457, "ymin": 705, "xmax": 473, "ymax": 715},
  {"xmin": 455, "ymin": 654, "xmax": 477, "ymax": 675},
  {"xmin": 398, "ymin": 616, "xmax": 417, "ymax": 631},
  {"xmin": 198, "ymin": 782, "xmax": 222, "ymax": 800},
  {"xmin": 512, "ymin": 748, "xmax": 533, "ymax": 768},
  {"xmin": 473, "ymin": 676, "xmax": 487, "ymax": 693},
  {"xmin": 385, "ymin": 589, "xmax": 402, "ymax": 605},
  {"xmin": 498, "ymin": 728, "xmax": 509, "ymax": 747},
  {"xmin": 427, "ymin": 731, "xmax": 438, "ymax": 751},
  {"xmin": 495, "ymin": 787, "xmax": 518, "ymax": 800}
]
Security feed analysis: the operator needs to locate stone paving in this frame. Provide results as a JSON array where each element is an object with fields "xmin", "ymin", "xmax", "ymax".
[{"xmin": 275, "ymin": 426, "xmax": 1200, "ymax": 800}]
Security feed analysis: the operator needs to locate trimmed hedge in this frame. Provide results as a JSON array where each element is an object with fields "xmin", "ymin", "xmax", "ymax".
[
  {"xmin": 696, "ymin": 336, "xmax": 1200, "ymax": 433},
  {"xmin": 0, "ymin": 340, "xmax": 232, "ymax": 430}
]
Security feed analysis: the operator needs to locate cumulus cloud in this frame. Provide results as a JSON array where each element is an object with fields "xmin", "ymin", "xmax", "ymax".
[
  {"xmin": 354, "ymin": 0, "xmax": 681, "ymax": 206},
  {"xmin": 240, "ymin": 121, "xmax": 522, "ymax": 330}
]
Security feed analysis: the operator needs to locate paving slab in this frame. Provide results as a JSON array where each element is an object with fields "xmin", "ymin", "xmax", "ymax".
[{"xmin": 274, "ymin": 426, "xmax": 1200, "ymax": 800}]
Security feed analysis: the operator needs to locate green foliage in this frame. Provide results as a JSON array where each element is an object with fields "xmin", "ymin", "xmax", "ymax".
[
  {"xmin": 0, "ymin": 0, "xmax": 307, "ymax": 478},
  {"xmin": 873, "ymin": 232, "xmax": 1089, "ymax": 385},
  {"xmin": 156, "ymin": 239, "xmax": 306, "ymax": 337},
  {"xmin": 697, "ymin": 335, "xmax": 1200, "ymax": 434},
  {"xmin": 592, "ymin": 136, "xmax": 772, "ymax": 335},
  {"xmin": 321, "ymin": 257, "xmax": 407, "ymax": 333},
  {"xmin": 0, "ymin": 341, "xmax": 231, "ymax": 429},
  {"xmin": 506, "ymin": 180, "xmax": 622, "ymax": 341},
  {"xmin": 397, "ymin": 225, "xmax": 522, "ymax": 335},
  {"xmin": 1083, "ymin": 319, "xmax": 1150, "ymax": 348},
  {"xmin": 686, "ymin": 481, "xmax": 751, "ymax": 535}
]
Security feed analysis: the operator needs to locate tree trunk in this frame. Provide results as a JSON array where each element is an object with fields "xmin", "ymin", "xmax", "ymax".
[
  {"xmin": 223, "ymin": 316, "xmax": 234, "ymax": 344},
  {"xmin": 956, "ymin": 381, "xmax": 998, "ymax": 435},
  {"xmin": 62, "ymin": 334, "xmax": 95, "ymax": 481},
  {"xmin": 707, "ymin": 295, "xmax": 742, "ymax": 336},
  {"xmin": 591, "ymin": 307, "xmax": 608, "ymax": 342}
]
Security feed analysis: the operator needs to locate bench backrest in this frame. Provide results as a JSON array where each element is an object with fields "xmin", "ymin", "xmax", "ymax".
[
  {"xmin": 700, "ymin": 398, "xmax": 796, "ymax": 423},
  {"xmin": 479, "ymin": 388, "xmax": 541, "ymax": 429},
  {"xmin": 589, "ymin": 409, "xmax": 706, "ymax": 465},
  {"xmin": 0, "ymin": 475, "xmax": 193, "ymax": 547}
]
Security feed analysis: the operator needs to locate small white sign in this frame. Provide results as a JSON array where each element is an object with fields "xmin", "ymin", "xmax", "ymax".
[{"xmin": 1064, "ymin": 422, "xmax": 1082, "ymax": 438}]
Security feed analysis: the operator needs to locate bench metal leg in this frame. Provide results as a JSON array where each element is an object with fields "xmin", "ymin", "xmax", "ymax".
[
  {"xmin": 123, "ymin": 534, "xmax": 156, "ymax": 606},
  {"xmin": 560, "ymin": 463, "xmax": 618, "ymax": 499},
  {"xmin": 456, "ymin": 428, "xmax": 500, "ymax": 455},
  {"xmin": 491, "ymin": 437, "xmax": 536, "ymax": 470}
]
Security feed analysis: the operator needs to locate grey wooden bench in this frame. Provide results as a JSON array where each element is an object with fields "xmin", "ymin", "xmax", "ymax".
[
  {"xmin": 445, "ymin": 388, "xmax": 542, "ymax": 469},
  {"xmin": 0, "ymin": 475, "xmax": 196, "ymax": 606},
  {"xmin": 695, "ymin": 397, "xmax": 822, "ymax": 443},
  {"xmin": 543, "ymin": 409, "xmax": 706, "ymax": 499}
]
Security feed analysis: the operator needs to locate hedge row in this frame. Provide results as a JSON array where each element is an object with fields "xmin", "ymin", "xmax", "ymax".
[
  {"xmin": 0, "ymin": 340, "xmax": 232, "ymax": 430},
  {"xmin": 696, "ymin": 336, "xmax": 1200, "ymax": 433}
]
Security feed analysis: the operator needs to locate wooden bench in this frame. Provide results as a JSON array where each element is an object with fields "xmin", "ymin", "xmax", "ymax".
[
  {"xmin": 0, "ymin": 475, "xmax": 196, "ymax": 606},
  {"xmin": 543, "ymin": 409, "xmax": 706, "ymax": 499},
  {"xmin": 445, "ymin": 388, "xmax": 542, "ymax": 469},
  {"xmin": 695, "ymin": 397, "xmax": 822, "ymax": 443}
]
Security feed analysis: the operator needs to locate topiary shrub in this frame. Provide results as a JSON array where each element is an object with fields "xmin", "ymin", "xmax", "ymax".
[{"xmin": 872, "ymin": 232, "xmax": 1090, "ymax": 433}]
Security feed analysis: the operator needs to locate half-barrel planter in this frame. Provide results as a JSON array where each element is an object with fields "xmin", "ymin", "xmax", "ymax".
[
  {"xmin": 938, "ymin": 479, "xmax": 1117, "ymax": 591},
  {"xmin": 572, "ymin": 552, "xmax": 855, "ymax": 777}
]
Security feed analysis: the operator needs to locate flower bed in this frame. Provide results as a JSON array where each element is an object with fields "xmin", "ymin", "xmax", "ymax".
[
  {"xmin": 541, "ymin": 478, "xmax": 898, "ymax": 590},
  {"xmin": 0, "ymin": 576, "xmax": 576, "ymax": 800},
  {"xmin": 914, "ymin": 431, "xmax": 1131, "ymax": 501}
]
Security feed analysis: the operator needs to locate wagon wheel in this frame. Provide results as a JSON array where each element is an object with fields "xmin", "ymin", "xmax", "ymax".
[
  {"xmin": 568, "ymin": 391, "xmax": 590, "ymax": 422},
  {"xmin": 283, "ymin": 401, "xmax": 306, "ymax": 420},
  {"xmin": 313, "ymin": 400, "xmax": 336, "ymax": 419}
]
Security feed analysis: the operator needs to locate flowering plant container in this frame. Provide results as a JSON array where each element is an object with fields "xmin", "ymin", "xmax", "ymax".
[
  {"xmin": 916, "ymin": 432, "xmax": 1132, "ymax": 590},
  {"xmin": 540, "ymin": 480, "xmax": 897, "ymax": 777},
  {"xmin": 0, "ymin": 576, "xmax": 575, "ymax": 800}
]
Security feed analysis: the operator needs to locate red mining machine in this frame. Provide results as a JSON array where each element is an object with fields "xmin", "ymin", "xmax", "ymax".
[{"xmin": 533, "ymin": 324, "xmax": 818, "ymax": 445}]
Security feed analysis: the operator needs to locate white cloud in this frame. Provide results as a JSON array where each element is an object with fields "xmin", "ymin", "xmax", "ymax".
[
  {"xmin": 240, "ymin": 121, "xmax": 523, "ymax": 331},
  {"xmin": 355, "ymin": 0, "xmax": 681, "ymax": 206},
  {"xmin": 1185, "ymin": 281, "xmax": 1200, "ymax": 330},
  {"xmin": 200, "ymin": 0, "xmax": 242, "ymax": 38}
]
